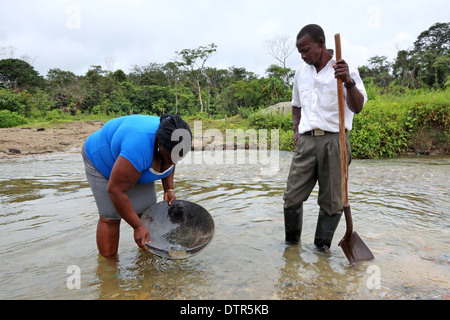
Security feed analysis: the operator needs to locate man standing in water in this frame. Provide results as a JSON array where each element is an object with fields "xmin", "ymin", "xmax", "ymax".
[{"xmin": 283, "ymin": 24, "xmax": 367, "ymax": 249}]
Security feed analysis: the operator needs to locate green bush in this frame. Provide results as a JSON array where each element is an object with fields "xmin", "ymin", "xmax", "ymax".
[
  {"xmin": 0, "ymin": 88, "xmax": 27, "ymax": 114},
  {"xmin": 0, "ymin": 110, "xmax": 28, "ymax": 128},
  {"xmin": 408, "ymin": 90, "xmax": 450, "ymax": 130},
  {"xmin": 278, "ymin": 129, "xmax": 295, "ymax": 151},
  {"xmin": 350, "ymin": 88, "xmax": 449, "ymax": 158},
  {"xmin": 248, "ymin": 111, "xmax": 292, "ymax": 131},
  {"xmin": 44, "ymin": 109, "xmax": 72, "ymax": 121}
]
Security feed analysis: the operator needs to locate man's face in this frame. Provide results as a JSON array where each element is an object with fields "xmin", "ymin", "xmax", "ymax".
[{"xmin": 296, "ymin": 34, "xmax": 323, "ymax": 66}]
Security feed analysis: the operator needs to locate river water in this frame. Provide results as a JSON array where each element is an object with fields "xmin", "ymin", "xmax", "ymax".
[{"xmin": 0, "ymin": 150, "xmax": 448, "ymax": 300}]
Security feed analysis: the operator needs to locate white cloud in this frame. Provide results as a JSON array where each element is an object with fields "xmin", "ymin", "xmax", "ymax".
[
  {"xmin": 256, "ymin": 19, "xmax": 281, "ymax": 37},
  {"xmin": 0, "ymin": 0, "xmax": 447, "ymax": 77},
  {"xmin": 391, "ymin": 31, "xmax": 416, "ymax": 52}
]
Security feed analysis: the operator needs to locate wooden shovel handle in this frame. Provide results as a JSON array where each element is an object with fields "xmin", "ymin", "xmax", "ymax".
[{"xmin": 335, "ymin": 33, "xmax": 349, "ymax": 206}]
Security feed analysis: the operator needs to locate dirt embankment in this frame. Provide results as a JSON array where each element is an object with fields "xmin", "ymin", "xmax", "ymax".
[
  {"xmin": 0, "ymin": 121, "xmax": 104, "ymax": 159},
  {"xmin": 0, "ymin": 116, "xmax": 447, "ymax": 159}
]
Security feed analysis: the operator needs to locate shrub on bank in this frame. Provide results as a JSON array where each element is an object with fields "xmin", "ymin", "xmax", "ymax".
[
  {"xmin": 350, "ymin": 88, "xmax": 449, "ymax": 158},
  {"xmin": 0, "ymin": 110, "xmax": 28, "ymax": 128}
]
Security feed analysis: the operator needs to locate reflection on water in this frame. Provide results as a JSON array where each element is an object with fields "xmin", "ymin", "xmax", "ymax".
[{"xmin": 0, "ymin": 152, "xmax": 449, "ymax": 300}]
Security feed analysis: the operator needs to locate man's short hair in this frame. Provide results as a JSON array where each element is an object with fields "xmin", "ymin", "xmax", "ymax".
[{"xmin": 297, "ymin": 24, "xmax": 325, "ymax": 43}]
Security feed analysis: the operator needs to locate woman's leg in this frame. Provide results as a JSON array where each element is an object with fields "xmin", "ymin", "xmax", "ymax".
[{"xmin": 96, "ymin": 217, "xmax": 121, "ymax": 258}]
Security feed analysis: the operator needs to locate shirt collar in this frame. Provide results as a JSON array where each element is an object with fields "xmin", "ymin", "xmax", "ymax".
[{"xmin": 307, "ymin": 58, "xmax": 335, "ymax": 74}]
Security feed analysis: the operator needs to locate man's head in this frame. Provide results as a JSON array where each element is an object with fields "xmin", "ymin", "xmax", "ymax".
[
  {"xmin": 296, "ymin": 24, "xmax": 327, "ymax": 66},
  {"xmin": 296, "ymin": 24, "xmax": 325, "ymax": 44}
]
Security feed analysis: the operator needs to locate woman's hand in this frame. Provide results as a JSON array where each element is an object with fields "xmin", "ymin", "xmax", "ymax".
[
  {"xmin": 133, "ymin": 225, "xmax": 150, "ymax": 250},
  {"xmin": 164, "ymin": 190, "xmax": 176, "ymax": 205}
]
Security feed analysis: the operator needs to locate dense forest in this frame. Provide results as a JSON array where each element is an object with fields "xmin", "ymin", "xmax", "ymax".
[{"xmin": 0, "ymin": 22, "xmax": 449, "ymax": 158}]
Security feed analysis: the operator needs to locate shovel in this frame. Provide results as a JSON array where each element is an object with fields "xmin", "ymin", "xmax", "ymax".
[
  {"xmin": 140, "ymin": 200, "xmax": 215, "ymax": 260},
  {"xmin": 335, "ymin": 33, "xmax": 374, "ymax": 265}
]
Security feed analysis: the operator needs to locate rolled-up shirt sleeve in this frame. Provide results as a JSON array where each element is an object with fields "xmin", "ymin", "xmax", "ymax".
[
  {"xmin": 349, "ymin": 65, "xmax": 368, "ymax": 106},
  {"xmin": 291, "ymin": 70, "xmax": 301, "ymax": 108}
]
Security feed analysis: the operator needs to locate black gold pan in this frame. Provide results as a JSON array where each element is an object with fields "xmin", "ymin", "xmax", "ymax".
[{"xmin": 140, "ymin": 200, "xmax": 215, "ymax": 260}]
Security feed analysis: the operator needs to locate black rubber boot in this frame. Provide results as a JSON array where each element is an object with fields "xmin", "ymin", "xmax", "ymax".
[
  {"xmin": 284, "ymin": 205, "xmax": 303, "ymax": 244},
  {"xmin": 314, "ymin": 209, "xmax": 342, "ymax": 250}
]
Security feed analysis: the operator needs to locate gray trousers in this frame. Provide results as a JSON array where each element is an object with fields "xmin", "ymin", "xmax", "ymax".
[
  {"xmin": 283, "ymin": 132, "xmax": 351, "ymax": 215},
  {"xmin": 82, "ymin": 142, "xmax": 157, "ymax": 220}
]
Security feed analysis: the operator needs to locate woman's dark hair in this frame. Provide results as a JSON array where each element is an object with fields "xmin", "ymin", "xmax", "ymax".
[
  {"xmin": 297, "ymin": 24, "xmax": 325, "ymax": 43},
  {"xmin": 157, "ymin": 114, "xmax": 192, "ymax": 152}
]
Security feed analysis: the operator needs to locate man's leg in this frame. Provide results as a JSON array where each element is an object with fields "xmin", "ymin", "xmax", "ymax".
[
  {"xmin": 283, "ymin": 205, "xmax": 303, "ymax": 243},
  {"xmin": 315, "ymin": 133, "xmax": 351, "ymax": 250},
  {"xmin": 283, "ymin": 135, "xmax": 317, "ymax": 243},
  {"xmin": 314, "ymin": 208, "xmax": 342, "ymax": 250}
]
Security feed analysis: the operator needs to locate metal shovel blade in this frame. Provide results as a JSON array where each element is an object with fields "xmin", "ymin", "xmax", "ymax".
[
  {"xmin": 338, "ymin": 205, "xmax": 374, "ymax": 264},
  {"xmin": 140, "ymin": 200, "xmax": 215, "ymax": 260},
  {"xmin": 339, "ymin": 232, "xmax": 375, "ymax": 264}
]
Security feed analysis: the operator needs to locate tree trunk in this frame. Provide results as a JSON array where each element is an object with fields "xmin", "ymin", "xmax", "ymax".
[
  {"xmin": 196, "ymin": 80, "xmax": 203, "ymax": 113},
  {"xmin": 175, "ymin": 80, "xmax": 179, "ymax": 115}
]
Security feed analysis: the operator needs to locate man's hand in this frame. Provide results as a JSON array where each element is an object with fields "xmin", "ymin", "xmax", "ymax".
[
  {"xmin": 333, "ymin": 59, "xmax": 352, "ymax": 84},
  {"xmin": 292, "ymin": 106, "xmax": 301, "ymax": 145},
  {"xmin": 332, "ymin": 59, "xmax": 365, "ymax": 114},
  {"xmin": 293, "ymin": 132, "xmax": 300, "ymax": 145}
]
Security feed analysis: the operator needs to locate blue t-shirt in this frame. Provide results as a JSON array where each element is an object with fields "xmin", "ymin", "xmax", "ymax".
[{"xmin": 84, "ymin": 115, "xmax": 173, "ymax": 184}]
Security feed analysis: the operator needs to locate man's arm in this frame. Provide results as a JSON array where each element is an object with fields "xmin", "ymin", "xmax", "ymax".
[
  {"xmin": 333, "ymin": 59, "xmax": 365, "ymax": 114},
  {"xmin": 292, "ymin": 106, "xmax": 301, "ymax": 145}
]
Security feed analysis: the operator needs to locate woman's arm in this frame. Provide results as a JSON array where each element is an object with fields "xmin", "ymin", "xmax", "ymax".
[
  {"xmin": 107, "ymin": 156, "xmax": 149, "ymax": 249},
  {"xmin": 161, "ymin": 164, "xmax": 176, "ymax": 205}
]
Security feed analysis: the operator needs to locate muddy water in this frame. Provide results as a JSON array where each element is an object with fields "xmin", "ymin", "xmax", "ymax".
[{"xmin": 0, "ymin": 151, "xmax": 448, "ymax": 300}]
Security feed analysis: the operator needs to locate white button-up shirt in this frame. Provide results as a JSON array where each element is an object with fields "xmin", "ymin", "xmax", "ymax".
[{"xmin": 291, "ymin": 59, "xmax": 367, "ymax": 133}]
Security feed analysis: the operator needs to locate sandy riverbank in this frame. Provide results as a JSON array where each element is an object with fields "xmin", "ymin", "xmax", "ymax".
[
  {"xmin": 0, "ymin": 120, "xmax": 222, "ymax": 159},
  {"xmin": 0, "ymin": 121, "xmax": 104, "ymax": 159}
]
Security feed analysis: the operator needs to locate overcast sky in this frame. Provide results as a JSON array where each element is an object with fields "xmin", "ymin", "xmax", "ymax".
[{"xmin": 0, "ymin": 0, "xmax": 448, "ymax": 77}]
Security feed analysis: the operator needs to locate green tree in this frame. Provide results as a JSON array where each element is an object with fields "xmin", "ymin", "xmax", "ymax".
[
  {"xmin": 131, "ymin": 85, "xmax": 174, "ymax": 114},
  {"xmin": 216, "ymin": 78, "xmax": 267, "ymax": 114},
  {"xmin": 46, "ymin": 68, "xmax": 83, "ymax": 113},
  {"xmin": 93, "ymin": 90, "xmax": 131, "ymax": 116},
  {"xmin": 262, "ymin": 77, "xmax": 290, "ymax": 104},
  {"xmin": 162, "ymin": 62, "xmax": 183, "ymax": 114},
  {"xmin": 112, "ymin": 69, "xmax": 128, "ymax": 83},
  {"xmin": 411, "ymin": 22, "xmax": 450, "ymax": 88},
  {"xmin": 81, "ymin": 65, "xmax": 118, "ymax": 113},
  {"xmin": 227, "ymin": 66, "xmax": 257, "ymax": 82},
  {"xmin": 358, "ymin": 55, "xmax": 393, "ymax": 88},
  {"xmin": 46, "ymin": 68, "xmax": 77, "ymax": 87},
  {"xmin": 392, "ymin": 50, "xmax": 419, "ymax": 88},
  {"xmin": 265, "ymin": 64, "xmax": 295, "ymax": 88},
  {"xmin": 175, "ymin": 43, "xmax": 217, "ymax": 113},
  {"xmin": 128, "ymin": 63, "xmax": 168, "ymax": 86},
  {"xmin": 0, "ymin": 58, "xmax": 44, "ymax": 92}
]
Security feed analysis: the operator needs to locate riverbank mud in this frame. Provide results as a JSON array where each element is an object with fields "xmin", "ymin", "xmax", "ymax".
[{"xmin": 0, "ymin": 119, "xmax": 448, "ymax": 159}]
